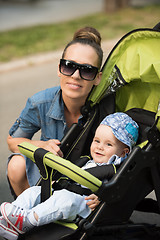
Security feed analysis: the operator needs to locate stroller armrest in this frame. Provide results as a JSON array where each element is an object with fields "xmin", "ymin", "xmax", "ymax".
[{"xmin": 18, "ymin": 142, "xmax": 102, "ymax": 193}]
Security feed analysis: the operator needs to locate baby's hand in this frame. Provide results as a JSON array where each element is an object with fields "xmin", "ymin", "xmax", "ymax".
[{"xmin": 85, "ymin": 194, "xmax": 100, "ymax": 211}]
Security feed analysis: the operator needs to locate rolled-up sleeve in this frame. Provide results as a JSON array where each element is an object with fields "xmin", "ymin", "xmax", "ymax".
[{"xmin": 9, "ymin": 97, "xmax": 40, "ymax": 138}]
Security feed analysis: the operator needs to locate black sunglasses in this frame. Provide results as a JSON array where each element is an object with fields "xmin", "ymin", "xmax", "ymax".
[{"xmin": 59, "ymin": 59, "xmax": 99, "ymax": 81}]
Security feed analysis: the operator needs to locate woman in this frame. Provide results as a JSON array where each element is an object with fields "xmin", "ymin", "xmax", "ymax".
[{"xmin": 7, "ymin": 26, "xmax": 105, "ymax": 205}]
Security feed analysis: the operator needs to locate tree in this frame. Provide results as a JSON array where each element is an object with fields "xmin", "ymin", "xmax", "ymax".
[{"xmin": 104, "ymin": 0, "xmax": 129, "ymax": 12}]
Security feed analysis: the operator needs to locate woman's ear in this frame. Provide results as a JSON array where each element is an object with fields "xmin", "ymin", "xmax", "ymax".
[{"xmin": 94, "ymin": 71, "xmax": 102, "ymax": 86}]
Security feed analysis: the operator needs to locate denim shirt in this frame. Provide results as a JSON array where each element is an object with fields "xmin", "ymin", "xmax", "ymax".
[
  {"xmin": 9, "ymin": 86, "xmax": 68, "ymax": 141},
  {"xmin": 8, "ymin": 86, "xmax": 71, "ymax": 186}
]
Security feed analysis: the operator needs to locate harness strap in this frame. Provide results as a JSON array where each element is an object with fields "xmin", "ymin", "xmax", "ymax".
[
  {"xmin": 53, "ymin": 179, "xmax": 92, "ymax": 196},
  {"xmin": 34, "ymin": 148, "xmax": 54, "ymax": 202},
  {"xmin": 53, "ymin": 164, "xmax": 117, "ymax": 196},
  {"xmin": 34, "ymin": 147, "xmax": 49, "ymax": 179}
]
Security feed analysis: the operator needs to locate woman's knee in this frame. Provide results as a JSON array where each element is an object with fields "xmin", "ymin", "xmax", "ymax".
[{"xmin": 7, "ymin": 155, "xmax": 26, "ymax": 182}]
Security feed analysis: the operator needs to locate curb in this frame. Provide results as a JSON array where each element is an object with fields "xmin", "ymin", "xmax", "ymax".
[
  {"xmin": 0, "ymin": 49, "xmax": 62, "ymax": 73},
  {"xmin": 0, "ymin": 38, "xmax": 119, "ymax": 74}
]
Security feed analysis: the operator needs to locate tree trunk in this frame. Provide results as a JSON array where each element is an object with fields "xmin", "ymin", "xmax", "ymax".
[{"xmin": 104, "ymin": 0, "xmax": 129, "ymax": 12}]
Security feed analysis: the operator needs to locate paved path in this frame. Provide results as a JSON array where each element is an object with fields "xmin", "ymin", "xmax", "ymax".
[{"xmin": 0, "ymin": 0, "xmax": 103, "ymax": 32}]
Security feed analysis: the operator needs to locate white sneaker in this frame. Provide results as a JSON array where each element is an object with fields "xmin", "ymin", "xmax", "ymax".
[
  {"xmin": 1, "ymin": 202, "xmax": 34, "ymax": 234},
  {"xmin": 0, "ymin": 216, "xmax": 18, "ymax": 240}
]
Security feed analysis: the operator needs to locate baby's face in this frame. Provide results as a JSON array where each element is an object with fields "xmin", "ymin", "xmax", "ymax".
[{"xmin": 90, "ymin": 125, "xmax": 128, "ymax": 164}]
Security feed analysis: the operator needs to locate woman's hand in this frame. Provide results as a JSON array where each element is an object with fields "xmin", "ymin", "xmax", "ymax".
[
  {"xmin": 40, "ymin": 139, "xmax": 63, "ymax": 157},
  {"xmin": 85, "ymin": 194, "xmax": 100, "ymax": 211},
  {"xmin": 7, "ymin": 135, "xmax": 63, "ymax": 157}
]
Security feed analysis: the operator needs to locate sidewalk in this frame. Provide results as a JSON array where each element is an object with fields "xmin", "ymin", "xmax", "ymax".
[
  {"xmin": 0, "ymin": 38, "xmax": 119, "ymax": 73},
  {"xmin": 0, "ymin": 0, "xmax": 104, "ymax": 32}
]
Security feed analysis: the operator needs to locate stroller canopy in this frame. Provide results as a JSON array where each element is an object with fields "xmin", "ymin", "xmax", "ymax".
[{"xmin": 89, "ymin": 27, "xmax": 160, "ymax": 118}]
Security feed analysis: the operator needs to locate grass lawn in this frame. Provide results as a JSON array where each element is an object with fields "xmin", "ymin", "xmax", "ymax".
[{"xmin": 0, "ymin": 5, "xmax": 160, "ymax": 62}]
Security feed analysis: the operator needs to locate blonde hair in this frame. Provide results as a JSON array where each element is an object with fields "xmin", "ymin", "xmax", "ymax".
[{"xmin": 62, "ymin": 26, "xmax": 103, "ymax": 69}]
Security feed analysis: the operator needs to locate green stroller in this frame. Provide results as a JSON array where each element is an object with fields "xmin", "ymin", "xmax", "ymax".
[{"xmin": 17, "ymin": 22, "xmax": 160, "ymax": 240}]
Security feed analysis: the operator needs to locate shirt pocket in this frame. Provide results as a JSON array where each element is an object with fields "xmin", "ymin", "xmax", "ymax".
[{"xmin": 40, "ymin": 118, "xmax": 65, "ymax": 141}]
